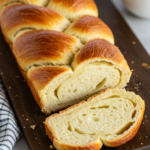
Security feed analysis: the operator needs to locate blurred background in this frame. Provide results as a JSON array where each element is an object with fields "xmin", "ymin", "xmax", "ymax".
[{"xmin": 112, "ymin": 0, "xmax": 150, "ymax": 55}]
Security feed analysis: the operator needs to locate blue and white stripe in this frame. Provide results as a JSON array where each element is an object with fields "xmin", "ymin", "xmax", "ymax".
[{"xmin": 0, "ymin": 79, "xmax": 22, "ymax": 150}]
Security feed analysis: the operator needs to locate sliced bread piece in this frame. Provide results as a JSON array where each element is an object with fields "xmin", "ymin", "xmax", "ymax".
[{"xmin": 45, "ymin": 88, "xmax": 145, "ymax": 150}]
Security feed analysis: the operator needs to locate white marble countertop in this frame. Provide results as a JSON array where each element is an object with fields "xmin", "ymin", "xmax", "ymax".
[{"xmin": 12, "ymin": 0, "xmax": 150, "ymax": 149}]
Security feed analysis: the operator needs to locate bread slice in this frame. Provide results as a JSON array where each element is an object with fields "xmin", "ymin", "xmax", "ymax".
[{"xmin": 45, "ymin": 88, "xmax": 145, "ymax": 150}]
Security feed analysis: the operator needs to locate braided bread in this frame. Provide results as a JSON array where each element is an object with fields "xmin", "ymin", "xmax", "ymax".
[
  {"xmin": 0, "ymin": 0, "xmax": 145, "ymax": 149},
  {"xmin": 0, "ymin": 1, "xmax": 131, "ymax": 114}
]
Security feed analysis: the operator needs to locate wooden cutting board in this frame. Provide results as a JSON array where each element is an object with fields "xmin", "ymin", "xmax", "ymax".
[{"xmin": 0, "ymin": 0, "xmax": 150, "ymax": 150}]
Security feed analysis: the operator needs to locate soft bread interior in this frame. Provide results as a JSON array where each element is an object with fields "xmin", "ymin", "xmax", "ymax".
[
  {"xmin": 57, "ymin": 62, "xmax": 121, "ymax": 102},
  {"xmin": 45, "ymin": 88, "xmax": 145, "ymax": 148},
  {"xmin": 27, "ymin": 66, "xmax": 80, "ymax": 113},
  {"xmin": 28, "ymin": 59, "xmax": 130, "ymax": 114}
]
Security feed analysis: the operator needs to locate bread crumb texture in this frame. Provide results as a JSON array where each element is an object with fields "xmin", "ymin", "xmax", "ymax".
[
  {"xmin": 49, "ymin": 145, "xmax": 54, "ymax": 149},
  {"xmin": 30, "ymin": 125, "xmax": 36, "ymax": 130},
  {"xmin": 45, "ymin": 88, "xmax": 145, "ymax": 149}
]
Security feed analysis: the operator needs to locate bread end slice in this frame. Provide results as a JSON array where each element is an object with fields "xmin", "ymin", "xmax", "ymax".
[{"xmin": 45, "ymin": 88, "xmax": 145, "ymax": 150}]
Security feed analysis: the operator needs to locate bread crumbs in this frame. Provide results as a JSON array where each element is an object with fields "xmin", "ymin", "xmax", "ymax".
[
  {"xmin": 141, "ymin": 62, "xmax": 150, "ymax": 69},
  {"xmin": 141, "ymin": 63, "xmax": 148, "ymax": 67},
  {"xmin": 30, "ymin": 125, "xmax": 36, "ymax": 130},
  {"xmin": 146, "ymin": 66, "xmax": 150, "ymax": 69},
  {"xmin": 49, "ymin": 145, "xmax": 53, "ymax": 149},
  {"xmin": 132, "ymin": 41, "xmax": 136, "ymax": 45}
]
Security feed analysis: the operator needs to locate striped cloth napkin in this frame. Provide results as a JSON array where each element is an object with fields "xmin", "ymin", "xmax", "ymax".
[{"xmin": 0, "ymin": 78, "xmax": 22, "ymax": 150}]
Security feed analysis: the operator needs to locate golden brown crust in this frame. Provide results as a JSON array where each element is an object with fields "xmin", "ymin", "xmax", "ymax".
[
  {"xmin": 0, "ymin": 0, "xmax": 46, "ymax": 12},
  {"xmin": 50, "ymin": 0, "xmax": 97, "ymax": 12},
  {"xmin": 48, "ymin": 0, "xmax": 98, "ymax": 21},
  {"xmin": 71, "ymin": 15, "xmax": 111, "ymax": 32},
  {"xmin": 65, "ymin": 15, "xmax": 114, "ymax": 43},
  {"xmin": 72, "ymin": 38, "xmax": 131, "ymax": 76},
  {"xmin": 54, "ymin": 140, "xmax": 102, "ymax": 150},
  {"xmin": 74, "ymin": 39, "xmax": 123, "ymax": 65},
  {"xmin": 1, "ymin": 4, "xmax": 69, "ymax": 42},
  {"xmin": 28, "ymin": 66, "xmax": 70, "ymax": 90},
  {"xmin": 13, "ymin": 30, "xmax": 78, "ymax": 70}
]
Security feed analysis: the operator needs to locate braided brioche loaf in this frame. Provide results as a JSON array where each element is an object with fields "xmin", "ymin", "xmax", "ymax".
[{"xmin": 0, "ymin": 0, "xmax": 131, "ymax": 114}]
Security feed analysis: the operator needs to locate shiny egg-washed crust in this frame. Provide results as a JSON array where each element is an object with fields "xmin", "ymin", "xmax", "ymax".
[
  {"xmin": 0, "ymin": 0, "xmax": 98, "ymax": 21},
  {"xmin": 0, "ymin": 0, "xmax": 47, "ymax": 12},
  {"xmin": 1, "ymin": 4, "xmax": 69, "ymax": 43},
  {"xmin": 65, "ymin": 15, "xmax": 114, "ymax": 44},
  {"xmin": 45, "ymin": 88, "xmax": 145, "ymax": 149},
  {"xmin": 48, "ymin": 0, "xmax": 98, "ymax": 22},
  {"xmin": 72, "ymin": 39, "xmax": 130, "ymax": 74},
  {"xmin": 13, "ymin": 30, "xmax": 81, "ymax": 70},
  {"xmin": 74, "ymin": 39, "xmax": 123, "ymax": 64}
]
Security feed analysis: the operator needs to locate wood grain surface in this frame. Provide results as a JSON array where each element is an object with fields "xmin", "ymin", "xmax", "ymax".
[{"xmin": 0, "ymin": 0, "xmax": 150, "ymax": 150}]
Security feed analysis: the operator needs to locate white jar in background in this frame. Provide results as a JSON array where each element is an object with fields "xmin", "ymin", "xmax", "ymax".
[{"xmin": 122, "ymin": 0, "xmax": 150, "ymax": 19}]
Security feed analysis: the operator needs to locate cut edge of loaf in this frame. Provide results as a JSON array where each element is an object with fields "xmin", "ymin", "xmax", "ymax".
[
  {"xmin": 45, "ymin": 88, "xmax": 145, "ymax": 149},
  {"xmin": 71, "ymin": 39, "xmax": 132, "ymax": 89},
  {"xmin": 26, "ymin": 65, "xmax": 86, "ymax": 114}
]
